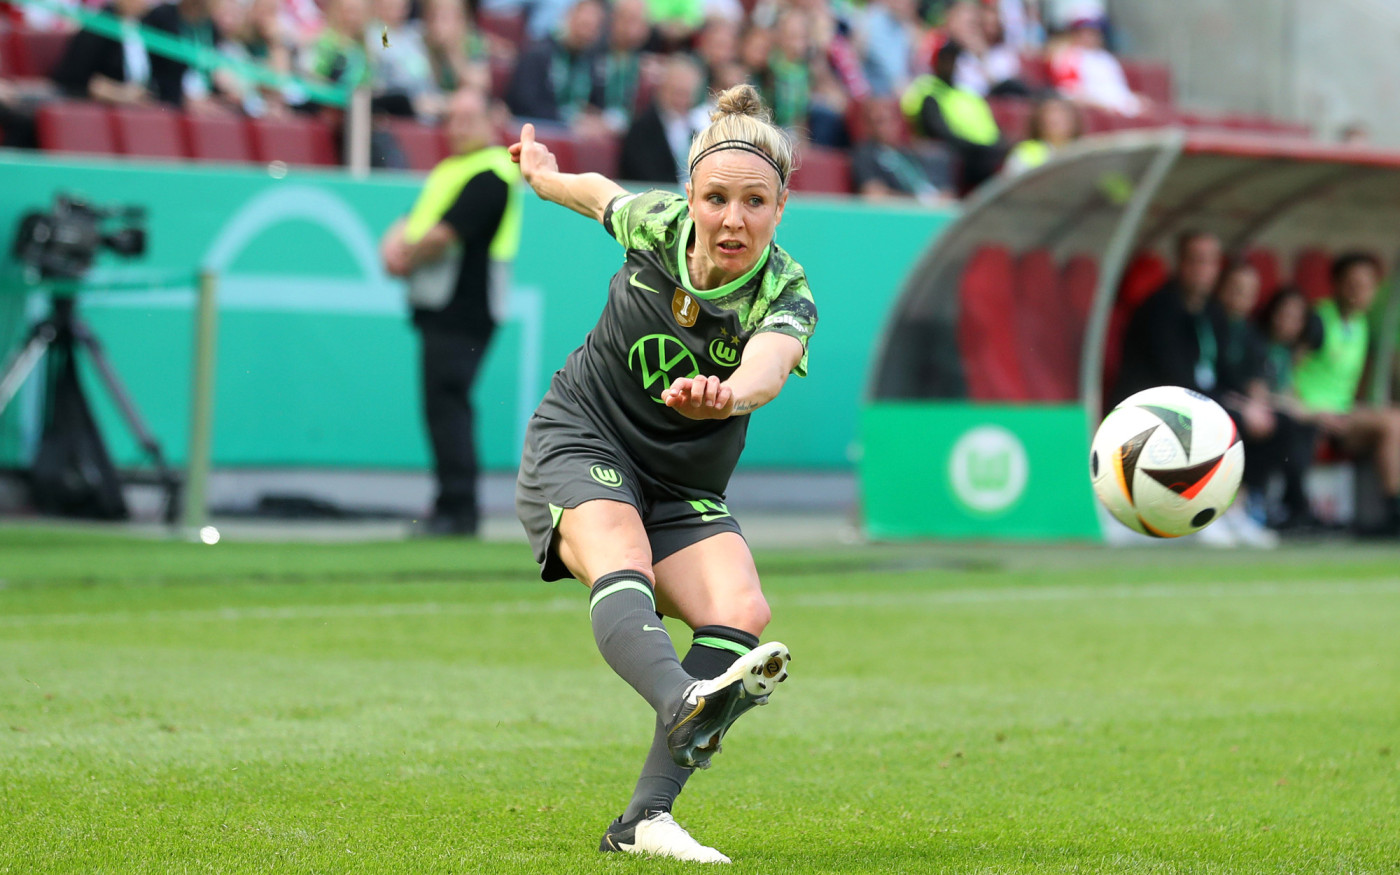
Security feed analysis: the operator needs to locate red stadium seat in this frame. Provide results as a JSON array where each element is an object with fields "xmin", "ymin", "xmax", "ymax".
[
  {"xmin": 1243, "ymin": 248, "xmax": 1280, "ymax": 310},
  {"xmin": 477, "ymin": 10, "xmax": 524, "ymax": 44},
  {"xmin": 845, "ymin": 97, "xmax": 908, "ymax": 145},
  {"xmin": 0, "ymin": 28, "xmax": 14, "ymax": 78},
  {"xmin": 1061, "ymin": 253, "xmax": 1099, "ymax": 325},
  {"xmin": 184, "ymin": 111, "xmax": 254, "ymax": 163},
  {"xmin": 382, "ymin": 117, "xmax": 446, "ymax": 171},
  {"xmin": 958, "ymin": 245, "xmax": 1029, "ymax": 401},
  {"xmin": 1018, "ymin": 52, "xmax": 1050, "ymax": 90},
  {"xmin": 7, "ymin": 27, "xmax": 70, "ymax": 77},
  {"xmin": 1101, "ymin": 250, "xmax": 1168, "ymax": 404},
  {"xmin": 488, "ymin": 55, "xmax": 513, "ymax": 100},
  {"xmin": 35, "ymin": 101, "xmax": 116, "ymax": 155},
  {"xmin": 1293, "ymin": 248, "xmax": 1332, "ymax": 301},
  {"xmin": 789, "ymin": 145, "xmax": 851, "ymax": 194},
  {"xmin": 1121, "ymin": 60, "xmax": 1173, "ymax": 105},
  {"xmin": 530, "ymin": 127, "xmax": 579, "ymax": 173},
  {"xmin": 1014, "ymin": 248, "xmax": 1077, "ymax": 400},
  {"xmin": 111, "ymin": 105, "xmax": 188, "ymax": 159},
  {"xmin": 573, "ymin": 132, "xmax": 620, "ymax": 177},
  {"xmin": 249, "ymin": 115, "xmax": 338, "ymax": 166}
]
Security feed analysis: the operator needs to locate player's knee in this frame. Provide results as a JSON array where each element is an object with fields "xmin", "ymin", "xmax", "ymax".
[{"xmin": 727, "ymin": 592, "xmax": 771, "ymax": 635}]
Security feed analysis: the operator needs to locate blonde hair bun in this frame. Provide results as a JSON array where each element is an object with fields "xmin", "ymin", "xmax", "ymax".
[{"xmin": 711, "ymin": 83, "xmax": 770, "ymax": 124}]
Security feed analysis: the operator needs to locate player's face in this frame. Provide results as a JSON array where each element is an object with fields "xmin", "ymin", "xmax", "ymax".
[
  {"xmin": 1335, "ymin": 262, "xmax": 1379, "ymax": 314},
  {"xmin": 686, "ymin": 150, "xmax": 787, "ymax": 288},
  {"xmin": 1217, "ymin": 265, "xmax": 1259, "ymax": 318}
]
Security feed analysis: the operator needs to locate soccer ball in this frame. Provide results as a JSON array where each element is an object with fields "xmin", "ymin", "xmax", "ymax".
[{"xmin": 1089, "ymin": 386, "xmax": 1244, "ymax": 538}]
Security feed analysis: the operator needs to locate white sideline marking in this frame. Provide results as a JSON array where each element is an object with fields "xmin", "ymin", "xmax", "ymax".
[{"xmin": 2, "ymin": 579, "xmax": 1398, "ymax": 629}]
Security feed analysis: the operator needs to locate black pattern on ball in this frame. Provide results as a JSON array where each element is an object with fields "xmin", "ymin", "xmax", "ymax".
[
  {"xmin": 1191, "ymin": 508, "xmax": 1216, "ymax": 527},
  {"xmin": 1091, "ymin": 450, "xmax": 1099, "ymax": 477}
]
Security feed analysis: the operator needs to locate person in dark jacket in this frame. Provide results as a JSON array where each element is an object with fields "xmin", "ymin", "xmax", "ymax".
[
  {"xmin": 51, "ymin": 0, "xmax": 186, "ymax": 106},
  {"xmin": 619, "ymin": 55, "xmax": 704, "ymax": 183}
]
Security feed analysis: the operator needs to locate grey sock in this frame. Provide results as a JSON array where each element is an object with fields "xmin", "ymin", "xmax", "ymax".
[
  {"xmin": 589, "ymin": 570, "xmax": 693, "ymax": 716},
  {"xmin": 622, "ymin": 625, "xmax": 760, "ymax": 822}
]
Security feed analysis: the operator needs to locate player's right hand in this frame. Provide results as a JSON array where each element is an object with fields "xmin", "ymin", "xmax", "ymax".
[{"xmin": 509, "ymin": 123, "xmax": 558, "ymax": 187}]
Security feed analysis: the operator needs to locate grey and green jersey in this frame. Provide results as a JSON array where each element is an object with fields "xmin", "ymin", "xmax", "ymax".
[{"xmin": 535, "ymin": 189, "xmax": 817, "ymax": 495}]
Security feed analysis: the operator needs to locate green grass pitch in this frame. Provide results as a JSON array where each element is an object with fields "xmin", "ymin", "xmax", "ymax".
[{"xmin": 2, "ymin": 527, "xmax": 1398, "ymax": 873}]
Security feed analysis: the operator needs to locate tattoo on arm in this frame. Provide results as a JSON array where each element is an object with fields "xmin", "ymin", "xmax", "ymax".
[{"xmin": 732, "ymin": 400, "xmax": 757, "ymax": 414}]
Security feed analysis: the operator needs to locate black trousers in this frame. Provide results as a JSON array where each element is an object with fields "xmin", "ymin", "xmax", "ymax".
[
  {"xmin": 419, "ymin": 327, "xmax": 491, "ymax": 524},
  {"xmin": 1243, "ymin": 411, "xmax": 1316, "ymax": 518}
]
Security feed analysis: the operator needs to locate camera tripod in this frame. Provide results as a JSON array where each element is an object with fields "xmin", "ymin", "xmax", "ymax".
[{"xmin": 0, "ymin": 294, "xmax": 179, "ymax": 522}]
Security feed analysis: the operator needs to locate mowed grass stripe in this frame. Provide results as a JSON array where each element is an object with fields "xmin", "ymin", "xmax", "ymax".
[{"xmin": 4, "ymin": 576, "xmax": 1399, "ymax": 627}]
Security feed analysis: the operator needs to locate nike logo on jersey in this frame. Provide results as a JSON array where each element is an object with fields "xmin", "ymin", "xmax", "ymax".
[
  {"xmin": 628, "ymin": 271, "xmax": 662, "ymax": 294},
  {"xmin": 643, "ymin": 624, "xmax": 666, "ymax": 632}
]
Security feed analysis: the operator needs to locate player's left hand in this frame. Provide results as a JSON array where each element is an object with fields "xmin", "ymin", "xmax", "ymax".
[{"xmin": 662, "ymin": 375, "xmax": 734, "ymax": 420}]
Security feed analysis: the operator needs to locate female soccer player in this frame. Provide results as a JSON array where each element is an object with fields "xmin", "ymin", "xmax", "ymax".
[{"xmin": 511, "ymin": 84, "xmax": 816, "ymax": 864}]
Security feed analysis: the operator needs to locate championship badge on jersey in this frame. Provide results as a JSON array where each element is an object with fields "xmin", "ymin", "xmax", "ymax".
[{"xmin": 672, "ymin": 289, "xmax": 699, "ymax": 327}]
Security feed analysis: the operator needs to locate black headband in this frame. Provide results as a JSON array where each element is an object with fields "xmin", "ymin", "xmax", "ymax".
[{"xmin": 688, "ymin": 139, "xmax": 787, "ymax": 185}]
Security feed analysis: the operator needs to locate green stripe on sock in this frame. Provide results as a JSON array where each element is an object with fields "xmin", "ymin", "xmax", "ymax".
[
  {"xmin": 589, "ymin": 580, "xmax": 655, "ymax": 615},
  {"xmin": 693, "ymin": 636, "xmax": 751, "ymax": 657}
]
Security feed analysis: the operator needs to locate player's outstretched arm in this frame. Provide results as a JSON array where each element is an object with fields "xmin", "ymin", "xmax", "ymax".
[
  {"xmin": 662, "ymin": 332, "xmax": 804, "ymax": 420},
  {"xmin": 509, "ymin": 122, "xmax": 626, "ymax": 222}
]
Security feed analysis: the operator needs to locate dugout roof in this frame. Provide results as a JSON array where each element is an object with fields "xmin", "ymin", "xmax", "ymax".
[{"xmin": 869, "ymin": 129, "xmax": 1400, "ymax": 419}]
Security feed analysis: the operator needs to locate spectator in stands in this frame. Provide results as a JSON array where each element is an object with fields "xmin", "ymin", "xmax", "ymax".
[
  {"xmin": 505, "ymin": 0, "xmax": 605, "ymax": 125},
  {"xmin": 215, "ymin": 0, "xmax": 296, "ymax": 117},
  {"xmin": 1047, "ymin": 15, "xmax": 1146, "ymax": 117},
  {"xmin": 619, "ymin": 54, "xmax": 705, "ymax": 183},
  {"xmin": 0, "ymin": 58, "xmax": 39, "ymax": 148},
  {"xmin": 52, "ymin": 0, "xmax": 185, "ymax": 106},
  {"xmin": 940, "ymin": 0, "xmax": 1023, "ymax": 97},
  {"xmin": 855, "ymin": 0, "xmax": 922, "ymax": 98},
  {"xmin": 423, "ymin": 0, "xmax": 489, "ymax": 95},
  {"xmin": 851, "ymin": 97, "xmax": 952, "ymax": 204},
  {"xmin": 379, "ymin": 88, "xmax": 520, "ymax": 537},
  {"xmin": 694, "ymin": 17, "xmax": 740, "ymax": 98},
  {"xmin": 1255, "ymin": 286, "xmax": 1323, "ymax": 530},
  {"xmin": 369, "ymin": 0, "xmax": 442, "ymax": 119},
  {"xmin": 760, "ymin": 10, "xmax": 813, "ymax": 131},
  {"xmin": 305, "ymin": 0, "xmax": 372, "ymax": 88},
  {"xmin": 644, "ymin": 0, "xmax": 706, "ymax": 50},
  {"xmin": 1113, "ymin": 230, "xmax": 1224, "ymax": 405},
  {"xmin": 1210, "ymin": 259, "xmax": 1281, "ymax": 546},
  {"xmin": 1293, "ymin": 253, "xmax": 1400, "ymax": 536},
  {"xmin": 757, "ymin": 9, "xmax": 850, "ymax": 146},
  {"xmin": 1002, "ymin": 95, "xmax": 1080, "ymax": 176},
  {"xmin": 1339, "ymin": 121, "xmax": 1369, "ymax": 145},
  {"xmin": 142, "ymin": 0, "xmax": 241, "ymax": 114},
  {"xmin": 595, "ymin": 0, "xmax": 654, "ymax": 132},
  {"xmin": 901, "ymin": 40, "xmax": 1006, "ymax": 191}
]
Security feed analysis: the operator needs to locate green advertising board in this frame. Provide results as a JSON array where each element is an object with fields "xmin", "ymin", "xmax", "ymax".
[
  {"xmin": 0, "ymin": 152, "xmax": 953, "ymax": 473},
  {"xmin": 860, "ymin": 403, "xmax": 1101, "ymax": 539}
]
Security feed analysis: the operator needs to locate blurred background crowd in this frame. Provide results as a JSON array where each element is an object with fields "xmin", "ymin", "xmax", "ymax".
[{"xmin": 0, "ymin": 0, "xmax": 1321, "ymax": 199}]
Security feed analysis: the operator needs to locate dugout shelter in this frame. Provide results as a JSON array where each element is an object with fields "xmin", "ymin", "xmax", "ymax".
[{"xmin": 861, "ymin": 129, "xmax": 1400, "ymax": 540}]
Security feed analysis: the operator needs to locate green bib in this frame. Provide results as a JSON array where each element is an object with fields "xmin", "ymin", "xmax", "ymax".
[
  {"xmin": 900, "ymin": 75, "xmax": 999, "ymax": 146},
  {"xmin": 1293, "ymin": 299, "xmax": 1368, "ymax": 413},
  {"xmin": 404, "ymin": 146, "xmax": 522, "ymax": 262}
]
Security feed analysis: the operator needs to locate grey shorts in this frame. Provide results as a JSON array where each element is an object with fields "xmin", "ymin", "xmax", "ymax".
[{"xmin": 515, "ymin": 413, "xmax": 743, "ymax": 581}]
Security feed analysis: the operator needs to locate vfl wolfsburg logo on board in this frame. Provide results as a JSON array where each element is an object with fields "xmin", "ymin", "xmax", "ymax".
[
  {"xmin": 947, "ymin": 425, "xmax": 1028, "ymax": 515},
  {"xmin": 628, "ymin": 333, "xmax": 699, "ymax": 403},
  {"xmin": 590, "ymin": 465, "xmax": 623, "ymax": 487}
]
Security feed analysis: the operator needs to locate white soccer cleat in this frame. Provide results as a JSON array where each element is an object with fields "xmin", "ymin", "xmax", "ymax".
[
  {"xmin": 600, "ymin": 811, "xmax": 731, "ymax": 863},
  {"xmin": 665, "ymin": 642, "xmax": 791, "ymax": 769}
]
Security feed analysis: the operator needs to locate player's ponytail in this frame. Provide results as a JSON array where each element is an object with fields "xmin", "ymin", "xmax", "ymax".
[{"xmin": 687, "ymin": 84, "xmax": 796, "ymax": 190}]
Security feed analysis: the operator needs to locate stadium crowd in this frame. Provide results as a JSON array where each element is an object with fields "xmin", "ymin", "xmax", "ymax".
[{"xmin": 1, "ymin": 0, "xmax": 1184, "ymax": 197}]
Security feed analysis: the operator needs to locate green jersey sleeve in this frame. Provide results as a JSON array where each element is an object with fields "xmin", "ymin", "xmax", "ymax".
[
  {"xmin": 751, "ymin": 248, "xmax": 817, "ymax": 377},
  {"xmin": 603, "ymin": 189, "xmax": 687, "ymax": 252}
]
